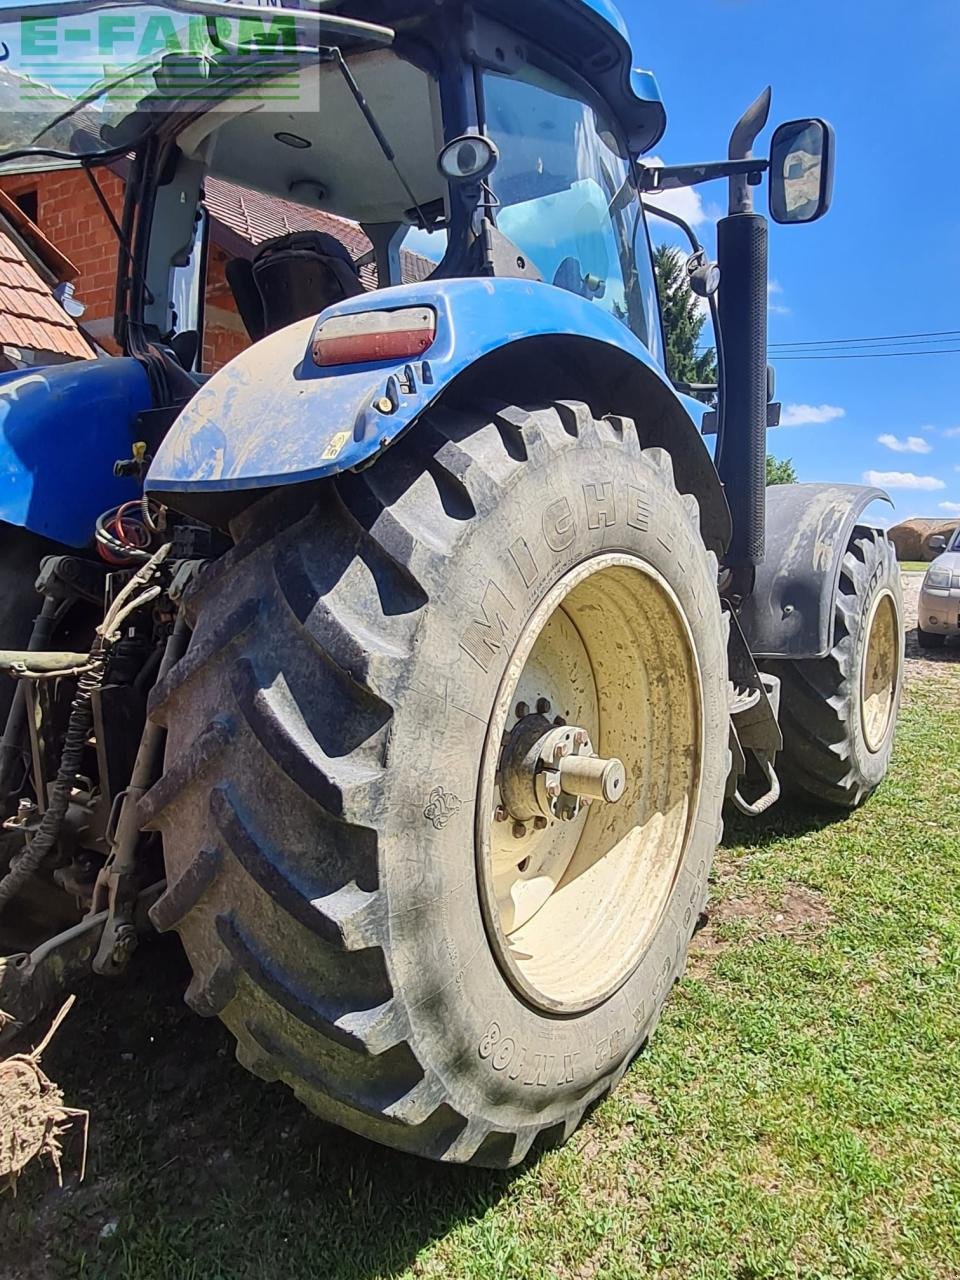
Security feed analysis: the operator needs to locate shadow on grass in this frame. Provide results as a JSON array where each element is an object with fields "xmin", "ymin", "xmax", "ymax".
[
  {"xmin": 721, "ymin": 792, "xmax": 849, "ymax": 851},
  {"xmin": 905, "ymin": 625, "xmax": 960, "ymax": 663},
  {"xmin": 1, "ymin": 937, "xmax": 522, "ymax": 1280}
]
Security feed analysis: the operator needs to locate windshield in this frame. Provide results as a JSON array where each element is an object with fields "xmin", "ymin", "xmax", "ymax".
[
  {"xmin": 0, "ymin": 1, "xmax": 362, "ymax": 169},
  {"xmin": 483, "ymin": 66, "xmax": 662, "ymax": 362}
]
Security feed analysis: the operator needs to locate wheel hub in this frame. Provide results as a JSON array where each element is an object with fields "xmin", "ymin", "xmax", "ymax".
[{"xmin": 499, "ymin": 714, "xmax": 626, "ymax": 827}]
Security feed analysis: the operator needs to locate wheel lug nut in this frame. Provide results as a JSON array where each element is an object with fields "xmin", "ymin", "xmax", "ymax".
[
  {"xmin": 515, "ymin": 702, "xmax": 529, "ymax": 719},
  {"xmin": 574, "ymin": 729, "xmax": 588, "ymax": 748},
  {"xmin": 536, "ymin": 698, "xmax": 551, "ymax": 715},
  {"xmin": 512, "ymin": 821, "xmax": 528, "ymax": 840},
  {"xmin": 534, "ymin": 816, "xmax": 548, "ymax": 831}
]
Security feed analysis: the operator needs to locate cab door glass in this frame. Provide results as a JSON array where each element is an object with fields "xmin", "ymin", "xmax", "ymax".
[{"xmin": 483, "ymin": 68, "xmax": 662, "ymax": 363}]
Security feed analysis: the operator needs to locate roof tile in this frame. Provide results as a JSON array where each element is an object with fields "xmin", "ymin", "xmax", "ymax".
[
  {"xmin": 0, "ymin": 230, "xmax": 93, "ymax": 361},
  {"xmin": 202, "ymin": 178, "xmax": 434, "ymax": 287}
]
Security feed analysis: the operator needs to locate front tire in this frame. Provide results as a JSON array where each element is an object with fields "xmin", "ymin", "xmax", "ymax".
[
  {"xmin": 147, "ymin": 402, "xmax": 729, "ymax": 1166},
  {"xmin": 764, "ymin": 526, "xmax": 903, "ymax": 809}
]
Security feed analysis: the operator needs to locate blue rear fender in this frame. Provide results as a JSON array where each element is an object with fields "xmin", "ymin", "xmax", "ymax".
[
  {"xmin": 149, "ymin": 277, "xmax": 727, "ymax": 533},
  {"xmin": 0, "ymin": 358, "xmax": 152, "ymax": 548}
]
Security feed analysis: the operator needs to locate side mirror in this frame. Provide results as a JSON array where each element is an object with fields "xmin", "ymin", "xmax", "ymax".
[
  {"xmin": 929, "ymin": 535, "xmax": 948, "ymax": 553},
  {"xmin": 769, "ymin": 119, "xmax": 835, "ymax": 224}
]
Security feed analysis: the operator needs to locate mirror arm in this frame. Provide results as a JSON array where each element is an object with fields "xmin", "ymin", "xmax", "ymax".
[
  {"xmin": 637, "ymin": 158, "xmax": 768, "ymax": 194},
  {"xmin": 640, "ymin": 200, "xmax": 703, "ymax": 252}
]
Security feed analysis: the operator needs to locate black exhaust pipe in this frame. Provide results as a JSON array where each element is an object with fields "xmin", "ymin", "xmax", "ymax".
[{"xmin": 717, "ymin": 88, "xmax": 771, "ymax": 572}]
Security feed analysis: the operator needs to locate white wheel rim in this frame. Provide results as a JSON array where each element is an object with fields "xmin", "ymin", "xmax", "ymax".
[
  {"xmin": 476, "ymin": 554, "xmax": 705, "ymax": 1014},
  {"xmin": 861, "ymin": 588, "xmax": 900, "ymax": 754}
]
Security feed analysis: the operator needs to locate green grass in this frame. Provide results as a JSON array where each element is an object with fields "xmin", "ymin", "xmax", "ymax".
[
  {"xmin": 4, "ymin": 667, "xmax": 960, "ymax": 1280},
  {"xmin": 898, "ymin": 562, "xmax": 931, "ymax": 573}
]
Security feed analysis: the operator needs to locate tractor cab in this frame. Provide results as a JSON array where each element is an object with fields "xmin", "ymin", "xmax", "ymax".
[{"xmin": 0, "ymin": 1, "xmax": 668, "ymax": 375}]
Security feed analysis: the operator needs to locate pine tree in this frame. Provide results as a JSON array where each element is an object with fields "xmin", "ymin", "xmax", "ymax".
[
  {"xmin": 654, "ymin": 244, "xmax": 717, "ymax": 386},
  {"xmin": 766, "ymin": 455, "xmax": 798, "ymax": 485}
]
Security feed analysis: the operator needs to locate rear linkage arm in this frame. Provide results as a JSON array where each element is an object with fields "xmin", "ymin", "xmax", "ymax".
[{"xmin": 0, "ymin": 548, "xmax": 198, "ymax": 1040}]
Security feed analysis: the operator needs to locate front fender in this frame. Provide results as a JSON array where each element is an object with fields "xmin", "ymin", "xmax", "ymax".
[
  {"xmin": 0, "ymin": 358, "xmax": 151, "ymax": 547},
  {"xmin": 147, "ymin": 278, "xmax": 694, "ymax": 499},
  {"xmin": 738, "ymin": 483, "xmax": 892, "ymax": 661}
]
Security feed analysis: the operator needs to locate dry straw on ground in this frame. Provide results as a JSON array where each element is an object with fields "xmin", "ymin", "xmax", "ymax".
[{"xmin": 0, "ymin": 996, "xmax": 87, "ymax": 1194}]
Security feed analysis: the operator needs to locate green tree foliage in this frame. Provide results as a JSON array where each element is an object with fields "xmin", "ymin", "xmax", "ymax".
[
  {"xmin": 766, "ymin": 454, "xmax": 798, "ymax": 485},
  {"xmin": 654, "ymin": 244, "xmax": 717, "ymax": 386},
  {"xmin": 655, "ymin": 243, "xmax": 798, "ymax": 489}
]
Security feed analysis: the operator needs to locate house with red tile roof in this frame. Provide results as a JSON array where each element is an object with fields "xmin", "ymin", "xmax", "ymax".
[
  {"xmin": 0, "ymin": 187, "xmax": 93, "ymax": 370},
  {"xmin": 0, "ymin": 167, "xmax": 433, "ymax": 372}
]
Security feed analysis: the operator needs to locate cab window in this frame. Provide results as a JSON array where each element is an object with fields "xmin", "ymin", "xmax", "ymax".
[{"xmin": 482, "ymin": 67, "xmax": 662, "ymax": 363}]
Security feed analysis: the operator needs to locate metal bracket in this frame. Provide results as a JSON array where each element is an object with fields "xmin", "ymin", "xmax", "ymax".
[
  {"xmin": 725, "ymin": 605, "xmax": 783, "ymax": 815},
  {"xmin": 732, "ymin": 754, "xmax": 781, "ymax": 817},
  {"xmin": 90, "ymin": 612, "xmax": 190, "ymax": 976},
  {"xmin": 482, "ymin": 220, "xmax": 544, "ymax": 282},
  {"xmin": 0, "ymin": 881, "xmax": 164, "ymax": 1047}
]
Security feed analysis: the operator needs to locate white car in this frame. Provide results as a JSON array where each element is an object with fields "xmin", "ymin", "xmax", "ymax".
[{"xmin": 918, "ymin": 527, "xmax": 960, "ymax": 648}]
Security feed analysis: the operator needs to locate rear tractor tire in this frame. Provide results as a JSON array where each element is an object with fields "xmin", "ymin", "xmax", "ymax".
[
  {"xmin": 147, "ymin": 401, "xmax": 729, "ymax": 1167},
  {"xmin": 764, "ymin": 526, "xmax": 904, "ymax": 809}
]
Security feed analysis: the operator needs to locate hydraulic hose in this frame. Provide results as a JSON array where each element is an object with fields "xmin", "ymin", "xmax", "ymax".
[
  {"xmin": 0, "ymin": 546, "xmax": 171, "ymax": 914},
  {"xmin": 0, "ymin": 644, "xmax": 109, "ymax": 913}
]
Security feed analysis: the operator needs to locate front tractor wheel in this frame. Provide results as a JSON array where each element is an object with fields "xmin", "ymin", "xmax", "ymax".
[
  {"xmin": 147, "ymin": 402, "xmax": 729, "ymax": 1166},
  {"xmin": 764, "ymin": 526, "xmax": 904, "ymax": 809}
]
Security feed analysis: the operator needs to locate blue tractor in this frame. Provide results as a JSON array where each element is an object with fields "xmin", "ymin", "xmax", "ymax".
[{"xmin": 0, "ymin": 0, "xmax": 903, "ymax": 1166}]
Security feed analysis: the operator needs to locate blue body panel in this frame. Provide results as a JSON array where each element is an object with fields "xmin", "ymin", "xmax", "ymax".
[
  {"xmin": 0, "ymin": 358, "xmax": 151, "ymax": 547},
  {"xmin": 147, "ymin": 278, "xmax": 690, "ymax": 495},
  {"xmin": 557, "ymin": 0, "xmax": 663, "ymax": 113}
]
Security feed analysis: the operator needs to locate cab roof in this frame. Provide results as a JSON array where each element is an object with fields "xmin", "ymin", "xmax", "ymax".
[
  {"xmin": 477, "ymin": 0, "xmax": 664, "ymax": 152},
  {"xmin": 365, "ymin": 0, "xmax": 666, "ymax": 152}
]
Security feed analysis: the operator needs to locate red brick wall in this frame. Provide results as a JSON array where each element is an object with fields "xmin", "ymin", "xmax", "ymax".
[
  {"xmin": 0, "ymin": 170, "xmax": 123, "ymax": 330},
  {"xmin": 203, "ymin": 245, "xmax": 252, "ymax": 372},
  {"xmin": 0, "ymin": 169, "xmax": 250, "ymax": 371}
]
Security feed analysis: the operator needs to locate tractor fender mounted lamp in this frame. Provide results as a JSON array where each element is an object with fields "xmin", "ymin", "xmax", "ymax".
[{"xmin": 312, "ymin": 308, "xmax": 437, "ymax": 367}]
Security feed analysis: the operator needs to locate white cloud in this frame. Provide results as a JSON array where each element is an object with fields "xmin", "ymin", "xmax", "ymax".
[
  {"xmin": 780, "ymin": 403, "xmax": 846, "ymax": 427},
  {"xmin": 939, "ymin": 501, "xmax": 960, "ymax": 515},
  {"xmin": 642, "ymin": 157, "xmax": 707, "ymax": 227},
  {"xmin": 941, "ymin": 427, "xmax": 960, "ymax": 438},
  {"xmin": 767, "ymin": 280, "xmax": 791, "ymax": 316},
  {"xmin": 863, "ymin": 471, "xmax": 946, "ymax": 491},
  {"xmin": 877, "ymin": 433, "xmax": 933, "ymax": 455}
]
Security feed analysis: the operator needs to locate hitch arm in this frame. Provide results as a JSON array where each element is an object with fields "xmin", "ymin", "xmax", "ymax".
[{"xmin": 91, "ymin": 611, "xmax": 190, "ymax": 976}]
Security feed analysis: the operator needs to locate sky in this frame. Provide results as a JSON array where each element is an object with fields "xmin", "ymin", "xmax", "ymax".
[{"xmin": 630, "ymin": 0, "xmax": 960, "ymax": 524}]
